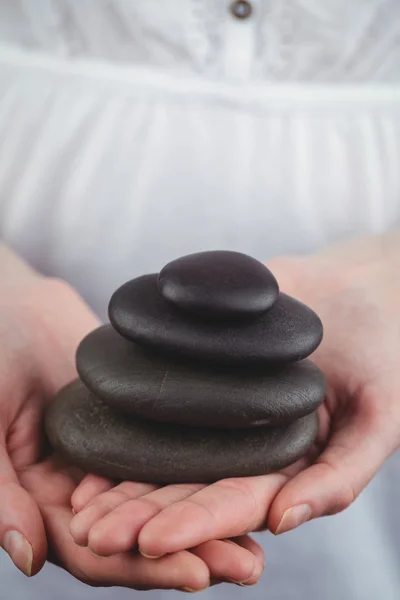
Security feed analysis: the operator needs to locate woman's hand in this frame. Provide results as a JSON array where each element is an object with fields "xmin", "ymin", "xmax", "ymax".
[
  {"xmin": 0, "ymin": 244, "xmax": 264, "ymax": 590},
  {"xmin": 70, "ymin": 232, "xmax": 400, "ymax": 558}
]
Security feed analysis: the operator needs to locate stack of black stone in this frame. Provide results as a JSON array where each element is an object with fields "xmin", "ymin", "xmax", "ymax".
[{"xmin": 46, "ymin": 251, "xmax": 326, "ymax": 484}]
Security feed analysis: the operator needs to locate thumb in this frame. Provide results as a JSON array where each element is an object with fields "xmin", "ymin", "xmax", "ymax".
[
  {"xmin": 0, "ymin": 444, "xmax": 47, "ymax": 576},
  {"xmin": 268, "ymin": 403, "xmax": 394, "ymax": 534}
]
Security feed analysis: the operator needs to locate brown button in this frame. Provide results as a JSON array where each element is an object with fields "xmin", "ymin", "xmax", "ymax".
[{"xmin": 230, "ymin": 0, "xmax": 253, "ymax": 19}]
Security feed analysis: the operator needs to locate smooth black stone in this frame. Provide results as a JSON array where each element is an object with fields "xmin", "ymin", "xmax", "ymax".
[
  {"xmin": 77, "ymin": 325, "xmax": 326, "ymax": 428},
  {"xmin": 45, "ymin": 380, "xmax": 319, "ymax": 484},
  {"xmin": 157, "ymin": 251, "xmax": 279, "ymax": 320},
  {"xmin": 109, "ymin": 275, "xmax": 323, "ymax": 365}
]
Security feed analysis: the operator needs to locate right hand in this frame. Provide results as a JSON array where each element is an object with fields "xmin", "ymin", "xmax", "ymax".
[{"xmin": 0, "ymin": 245, "xmax": 264, "ymax": 591}]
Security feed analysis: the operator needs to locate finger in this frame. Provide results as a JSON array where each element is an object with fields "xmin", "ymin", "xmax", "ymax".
[
  {"xmin": 231, "ymin": 534, "xmax": 265, "ymax": 564},
  {"xmin": 269, "ymin": 401, "xmax": 394, "ymax": 534},
  {"xmin": 45, "ymin": 503, "xmax": 210, "ymax": 591},
  {"xmin": 0, "ymin": 444, "xmax": 47, "ymax": 576},
  {"xmin": 138, "ymin": 474, "xmax": 287, "ymax": 557},
  {"xmin": 70, "ymin": 481, "xmax": 157, "ymax": 547},
  {"xmin": 191, "ymin": 537, "xmax": 264, "ymax": 586},
  {"xmin": 87, "ymin": 483, "xmax": 204, "ymax": 557},
  {"xmin": 71, "ymin": 474, "xmax": 115, "ymax": 513}
]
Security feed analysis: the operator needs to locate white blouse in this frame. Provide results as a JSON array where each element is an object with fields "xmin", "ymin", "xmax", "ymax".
[{"xmin": 0, "ymin": 2, "xmax": 400, "ymax": 599}]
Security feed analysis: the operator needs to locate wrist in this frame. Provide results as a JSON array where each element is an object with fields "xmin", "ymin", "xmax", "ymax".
[
  {"xmin": 22, "ymin": 277, "xmax": 101, "ymax": 395},
  {"xmin": 0, "ymin": 244, "xmax": 100, "ymax": 396},
  {"xmin": 0, "ymin": 244, "xmax": 100, "ymax": 394},
  {"xmin": 0, "ymin": 243, "xmax": 44, "ymax": 299}
]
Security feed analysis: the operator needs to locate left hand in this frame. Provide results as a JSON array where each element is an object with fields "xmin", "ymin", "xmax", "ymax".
[
  {"xmin": 1, "ymin": 249, "xmax": 263, "ymax": 590},
  {"xmin": 70, "ymin": 233, "xmax": 400, "ymax": 559}
]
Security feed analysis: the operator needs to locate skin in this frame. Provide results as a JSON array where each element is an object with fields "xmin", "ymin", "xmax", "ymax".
[
  {"xmin": 0, "ymin": 244, "xmax": 264, "ymax": 591},
  {"xmin": 70, "ymin": 232, "xmax": 400, "ymax": 560}
]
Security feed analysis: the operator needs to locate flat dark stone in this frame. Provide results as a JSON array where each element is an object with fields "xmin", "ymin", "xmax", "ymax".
[
  {"xmin": 109, "ymin": 275, "xmax": 323, "ymax": 365},
  {"xmin": 45, "ymin": 380, "xmax": 319, "ymax": 484},
  {"xmin": 77, "ymin": 325, "xmax": 326, "ymax": 428},
  {"xmin": 157, "ymin": 251, "xmax": 279, "ymax": 320}
]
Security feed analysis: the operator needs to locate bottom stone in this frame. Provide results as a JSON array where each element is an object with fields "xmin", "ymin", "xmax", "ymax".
[{"xmin": 45, "ymin": 379, "xmax": 318, "ymax": 484}]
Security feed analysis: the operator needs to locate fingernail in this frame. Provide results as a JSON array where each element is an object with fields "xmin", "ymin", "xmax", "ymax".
[
  {"xmin": 89, "ymin": 547, "xmax": 106, "ymax": 558},
  {"xmin": 238, "ymin": 563, "xmax": 263, "ymax": 587},
  {"xmin": 2, "ymin": 530, "xmax": 33, "ymax": 577},
  {"xmin": 181, "ymin": 586, "xmax": 208, "ymax": 593},
  {"xmin": 139, "ymin": 549, "xmax": 162, "ymax": 559},
  {"xmin": 235, "ymin": 577, "xmax": 259, "ymax": 587},
  {"xmin": 72, "ymin": 508, "xmax": 76, "ymax": 515},
  {"xmin": 275, "ymin": 504, "xmax": 312, "ymax": 535}
]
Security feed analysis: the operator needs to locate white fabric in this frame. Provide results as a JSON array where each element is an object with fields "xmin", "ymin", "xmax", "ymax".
[
  {"xmin": 0, "ymin": 1, "xmax": 400, "ymax": 599},
  {"xmin": 0, "ymin": 0, "xmax": 399, "ymax": 81}
]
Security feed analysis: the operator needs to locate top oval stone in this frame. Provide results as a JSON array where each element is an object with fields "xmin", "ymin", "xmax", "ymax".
[{"xmin": 157, "ymin": 251, "xmax": 279, "ymax": 319}]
